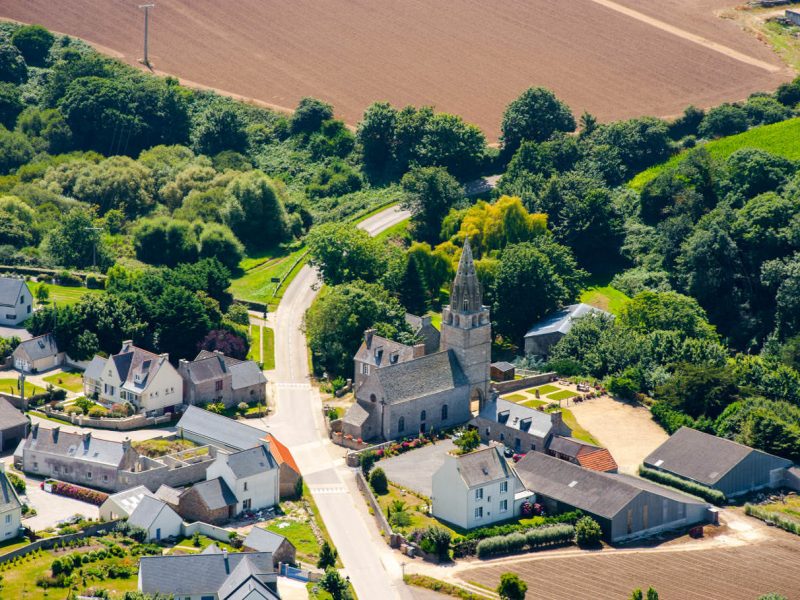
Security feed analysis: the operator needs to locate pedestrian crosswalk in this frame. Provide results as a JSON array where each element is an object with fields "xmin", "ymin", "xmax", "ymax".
[
  {"xmin": 308, "ymin": 484, "xmax": 348, "ymax": 495},
  {"xmin": 275, "ymin": 382, "xmax": 313, "ymax": 390}
]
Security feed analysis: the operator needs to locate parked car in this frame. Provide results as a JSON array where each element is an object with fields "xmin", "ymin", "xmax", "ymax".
[
  {"xmin": 512, "ymin": 453, "xmax": 526, "ymax": 463},
  {"xmin": 503, "ymin": 446, "xmax": 514, "ymax": 458}
]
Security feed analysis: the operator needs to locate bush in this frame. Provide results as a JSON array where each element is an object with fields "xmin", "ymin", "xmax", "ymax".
[
  {"xmin": 205, "ymin": 402, "xmax": 226, "ymax": 415},
  {"xmin": 498, "ymin": 572, "xmax": 528, "ymax": 600},
  {"xmin": 85, "ymin": 274, "xmax": 104, "ymax": 289},
  {"xmin": 475, "ymin": 524, "xmax": 575, "ymax": 558},
  {"xmin": 638, "ymin": 465, "xmax": 726, "ymax": 505},
  {"xmin": 51, "ymin": 481, "xmax": 108, "ymax": 505},
  {"xmin": 745, "ymin": 504, "xmax": 800, "ymax": 535},
  {"xmin": 419, "ymin": 526, "xmax": 452, "ymax": 561},
  {"xmin": 359, "ymin": 451, "xmax": 378, "ymax": 476},
  {"xmin": 7, "ymin": 471, "xmax": 25, "ymax": 494},
  {"xmin": 369, "ymin": 467, "xmax": 388, "ymax": 495},
  {"xmin": 88, "ymin": 405, "xmax": 108, "ymax": 418},
  {"xmin": 57, "ymin": 270, "xmax": 83, "ymax": 286},
  {"xmin": 575, "ymin": 516, "xmax": 602, "ymax": 547}
]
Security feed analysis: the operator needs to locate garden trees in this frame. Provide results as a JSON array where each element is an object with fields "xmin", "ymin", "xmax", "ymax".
[
  {"xmin": 306, "ymin": 223, "xmax": 385, "ymax": 285},
  {"xmin": 419, "ymin": 526, "xmax": 452, "ymax": 561},
  {"xmin": 401, "ymin": 166, "xmax": 464, "ymax": 243},
  {"xmin": 619, "ymin": 291, "xmax": 716, "ymax": 340},
  {"xmin": 191, "ymin": 103, "xmax": 247, "ymax": 155},
  {"xmin": 42, "ymin": 208, "xmax": 110, "ymax": 270},
  {"xmin": 407, "ymin": 242, "xmax": 452, "ymax": 304},
  {"xmin": 357, "ymin": 101, "xmax": 398, "ymax": 178},
  {"xmin": 575, "ymin": 516, "xmax": 602, "ymax": 547},
  {"xmin": 133, "ymin": 217, "xmax": 198, "ymax": 267},
  {"xmin": 223, "ymin": 170, "xmax": 290, "ymax": 247},
  {"xmin": 453, "ymin": 429, "xmax": 480, "ymax": 454},
  {"xmin": 70, "ymin": 156, "xmax": 154, "ymax": 217},
  {"xmin": 500, "ymin": 87, "xmax": 575, "ymax": 159},
  {"xmin": 0, "ymin": 82, "xmax": 23, "ymax": 129},
  {"xmin": 291, "ymin": 97, "xmax": 334, "ymax": 135},
  {"xmin": 198, "ymin": 328, "xmax": 248, "ymax": 360},
  {"xmin": 305, "ymin": 281, "xmax": 410, "ymax": 376},
  {"xmin": 655, "ymin": 363, "xmax": 739, "ymax": 419},
  {"xmin": 369, "ymin": 467, "xmax": 389, "ymax": 495},
  {"xmin": 0, "ymin": 127, "xmax": 34, "ymax": 174},
  {"xmin": 198, "ymin": 223, "xmax": 244, "ymax": 271},
  {"xmin": 11, "ymin": 24, "xmax": 55, "ymax": 66},
  {"xmin": 14, "ymin": 107, "xmax": 73, "ymax": 153},
  {"xmin": 0, "ymin": 41, "xmax": 27, "ymax": 84},
  {"xmin": 320, "ymin": 568, "xmax": 351, "ymax": 600},
  {"xmin": 497, "ymin": 572, "xmax": 528, "ymax": 600},
  {"xmin": 317, "ymin": 541, "xmax": 338, "ymax": 570}
]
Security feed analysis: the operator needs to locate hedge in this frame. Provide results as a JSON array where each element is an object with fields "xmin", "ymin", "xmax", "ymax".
[
  {"xmin": 638, "ymin": 465, "xmax": 726, "ymax": 505},
  {"xmin": 475, "ymin": 524, "xmax": 575, "ymax": 558},
  {"xmin": 51, "ymin": 481, "xmax": 108, "ymax": 506},
  {"xmin": 745, "ymin": 504, "xmax": 800, "ymax": 536},
  {"xmin": 403, "ymin": 574, "xmax": 484, "ymax": 599}
]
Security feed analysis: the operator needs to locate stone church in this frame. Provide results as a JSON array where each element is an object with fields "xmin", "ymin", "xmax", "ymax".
[{"xmin": 342, "ymin": 239, "xmax": 491, "ymax": 441}]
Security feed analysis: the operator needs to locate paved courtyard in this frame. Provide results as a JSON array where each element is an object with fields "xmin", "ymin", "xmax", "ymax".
[
  {"xmin": 380, "ymin": 439, "xmax": 470, "ymax": 497},
  {"xmin": 0, "ymin": 325, "xmax": 31, "ymax": 341}
]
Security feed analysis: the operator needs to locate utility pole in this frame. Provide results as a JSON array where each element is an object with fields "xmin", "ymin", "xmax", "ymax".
[
  {"xmin": 84, "ymin": 227, "xmax": 102, "ymax": 270},
  {"xmin": 139, "ymin": 4, "xmax": 155, "ymax": 67}
]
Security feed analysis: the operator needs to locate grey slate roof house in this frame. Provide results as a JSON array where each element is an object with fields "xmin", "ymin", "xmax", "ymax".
[
  {"xmin": 138, "ymin": 549, "xmax": 279, "ymax": 599},
  {"xmin": 524, "ymin": 303, "xmax": 612, "ymax": 357},
  {"xmin": 643, "ymin": 427, "xmax": 794, "ymax": 497},
  {"xmin": 176, "ymin": 477, "xmax": 239, "ymax": 525},
  {"xmin": 179, "ymin": 350, "xmax": 267, "ymax": 408},
  {"xmin": 0, "ymin": 397, "xmax": 29, "ymax": 451},
  {"xmin": 206, "ymin": 443, "xmax": 280, "ymax": 515},
  {"xmin": 405, "ymin": 313, "xmax": 441, "ymax": 355},
  {"xmin": 177, "ymin": 405, "xmax": 267, "ymax": 452},
  {"xmin": 127, "ymin": 494, "xmax": 182, "ymax": 541},
  {"xmin": 0, "ymin": 277, "xmax": 32, "ymax": 326},
  {"xmin": 515, "ymin": 452, "xmax": 709, "ymax": 542},
  {"xmin": 471, "ymin": 398, "xmax": 571, "ymax": 454},
  {"xmin": 244, "ymin": 526, "xmax": 296, "ymax": 566},
  {"xmin": 0, "ymin": 467, "xmax": 22, "ymax": 541},
  {"xmin": 12, "ymin": 333, "xmax": 64, "ymax": 373},
  {"xmin": 343, "ymin": 239, "xmax": 491, "ymax": 442}
]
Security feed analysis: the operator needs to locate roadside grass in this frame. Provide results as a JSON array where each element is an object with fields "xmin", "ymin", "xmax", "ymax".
[
  {"xmin": 307, "ymin": 580, "xmax": 358, "ymax": 599},
  {"xmin": 375, "ymin": 483, "xmax": 458, "ymax": 537},
  {"xmin": 247, "ymin": 325, "xmax": 262, "ymax": 363},
  {"xmin": 579, "ymin": 285, "xmax": 630, "ymax": 316},
  {"xmin": 559, "ymin": 408, "xmax": 600, "ymax": 445},
  {"xmin": 229, "ymin": 248, "xmax": 307, "ymax": 307},
  {"xmin": 525, "ymin": 384, "xmax": 559, "ymax": 395},
  {"xmin": 42, "ymin": 369, "xmax": 84, "ymax": 393},
  {"xmin": 0, "ymin": 378, "xmax": 45, "ymax": 397},
  {"xmin": 403, "ymin": 574, "xmax": 490, "ymax": 599},
  {"xmin": 374, "ymin": 218, "xmax": 409, "ymax": 242},
  {"xmin": 548, "ymin": 389, "xmax": 578, "ymax": 402},
  {"xmin": 262, "ymin": 326, "xmax": 275, "ymax": 370},
  {"xmin": 629, "ymin": 117, "xmax": 800, "ymax": 190},
  {"xmin": 37, "ymin": 282, "xmax": 103, "ymax": 307}
]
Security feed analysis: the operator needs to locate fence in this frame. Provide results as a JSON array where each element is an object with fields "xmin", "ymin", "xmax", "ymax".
[
  {"xmin": 0, "ymin": 519, "xmax": 121, "ymax": 565},
  {"xmin": 43, "ymin": 406, "xmax": 174, "ymax": 431},
  {"xmin": 493, "ymin": 372, "xmax": 557, "ymax": 395}
]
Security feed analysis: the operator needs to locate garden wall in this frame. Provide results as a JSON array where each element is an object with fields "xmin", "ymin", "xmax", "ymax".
[
  {"xmin": 44, "ymin": 407, "xmax": 173, "ymax": 430},
  {"xmin": 494, "ymin": 372, "xmax": 557, "ymax": 394},
  {"xmin": 355, "ymin": 471, "xmax": 394, "ymax": 543},
  {"xmin": 0, "ymin": 520, "xmax": 121, "ymax": 565},
  {"xmin": 181, "ymin": 520, "xmax": 232, "ymax": 544}
]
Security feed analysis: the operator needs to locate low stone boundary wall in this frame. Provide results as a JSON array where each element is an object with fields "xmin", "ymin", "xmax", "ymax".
[
  {"xmin": 345, "ymin": 441, "xmax": 394, "ymax": 467},
  {"xmin": 43, "ymin": 407, "xmax": 173, "ymax": 430},
  {"xmin": 181, "ymin": 521, "xmax": 232, "ymax": 544},
  {"xmin": 494, "ymin": 372, "xmax": 557, "ymax": 394},
  {"xmin": 0, "ymin": 519, "xmax": 121, "ymax": 565},
  {"xmin": 355, "ymin": 471, "xmax": 394, "ymax": 541}
]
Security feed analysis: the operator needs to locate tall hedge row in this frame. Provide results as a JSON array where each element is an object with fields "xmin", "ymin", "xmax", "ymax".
[
  {"xmin": 638, "ymin": 465, "xmax": 726, "ymax": 505},
  {"xmin": 475, "ymin": 524, "xmax": 575, "ymax": 558}
]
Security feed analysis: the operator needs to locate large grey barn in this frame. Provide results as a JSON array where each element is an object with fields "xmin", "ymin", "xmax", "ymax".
[
  {"xmin": 643, "ymin": 427, "xmax": 794, "ymax": 498},
  {"xmin": 524, "ymin": 303, "xmax": 611, "ymax": 357},
  {"xmin": 515, "ymin": 452, "xmax": 709, "ymax": 542}
]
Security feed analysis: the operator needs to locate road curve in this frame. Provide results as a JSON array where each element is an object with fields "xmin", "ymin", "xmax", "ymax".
[{"xmin": 268, "ymin": 205, "xmax": 412, "ymax": 599}]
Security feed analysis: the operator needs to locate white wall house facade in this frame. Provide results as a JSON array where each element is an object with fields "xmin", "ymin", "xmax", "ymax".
[
  {"xmin": 128, "ymin": 496, "xmax": 183, "ymax": 542},
  {"xmin": 0, "ymin": 278, "xmax": 32, "ymax": 327},
  {"xmin": 206, "ymin": 444, "xmax": 279, "ymax": 515},
  {"xmin": 432, "ymin": 446, "xmax": 531, "ymax": 530},
  {"xmin": 0, "ymin": 468, "xmax": 22, "ymax": 541}
]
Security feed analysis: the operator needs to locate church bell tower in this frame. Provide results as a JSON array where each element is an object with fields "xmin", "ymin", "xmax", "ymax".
[{"xmin": 440, "ymin": 238, "xmax": 491, "ymax": 409}]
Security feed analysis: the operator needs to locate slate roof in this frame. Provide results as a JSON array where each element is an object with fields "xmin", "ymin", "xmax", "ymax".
[
  {"xmin": 83, "ymin": 355, "xmax": 106, "ymax": 382},
  {"xmin": 524, "ymin": 303, "xmax": 612, "ymax": 338},
  {"xmin": 244, "ymin": 527, "xmax": 288, "ymax": 553},
  {"xmin": 643, "ymin": 427, "xmax": 793, "ymax": 486},
  {"xmin": 491, "ymin": 361, "xmax": 515, "ymax": 372},
  {"xmin": 177, "ymin": 405, "xmax": 266, "ymax": 451},
  {"xmin": 547, "ymin": 436, "xmax": 619, "ymax": 472},
  {"xmin": 225, "ymin": 445, "xmax": 277, "ymax": 479},
  {"xmin": 139, "ymin": 551, "xmax": 277, "ymax": 598},
  {"xmin": 515, "ymin": 452, "xmax": 704, "ymax": 519},
  {"xmin": 0, "ymin": 471, "xmax": 21, "ymax": 513},
  {"xmin": 185, "ymin": 477, "xmax": 237, "ymax": 510},
  {"xmin": 0, "ymin": 277, "xmax": 26, "ymax": 308},
  {"xmin": 474, "ymin": 398, "xmax": 560, "ymax": 439},
  {"xmin": 155, "ymin": 484, "xmax": 181, "ymax": 506},
  {"xmin": 342, "ymin": 400, "xmax": 369, "ymax": 427},
  {"xmin": 0, "ymin": 398, "xmax": 27, "ymax": 431},
  {"xmin": 548, "ymin": 436, "xmax": 600, "ymax": 457},
  {"xmin": 454, "ymin": 446, "xmax": 511, "ymax": 488},
  {"xmin": 265, "ymin": 434, "xmax": 300, "ymax": 474},
  {"xmin": 111, "ymin": 341, "xmax": 168, "ymax": 393},
  {"xmin": 355, "ymin": 333, "xmax": 415, "ymax": 368},
  {"xmin": 25, "ymin": 426, "xmax": 126, "ymax": 467},
  {"xmin": 14, "ymin": 334, "xmax": 59, "ymax": 361},
  {"xmin": 102, "ymin": 485, "xmax": 156, "ymax": 518},
  {"xmin": 376, "ymin": 350, "xmax": 468, "ymax": 405},
  {"xmin": 182, "ymin": 353, "xmax": 231, "ymax": 383},
  {"xmin": 230, "ymin": 361, "xmax": 266, "ymax": 390},
  {"xmin": 127, "ymin": 495, "xmax": 178, "ymax": 530}
]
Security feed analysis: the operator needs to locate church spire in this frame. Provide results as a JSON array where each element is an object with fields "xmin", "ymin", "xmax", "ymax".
[{"xmin": 450, "ymin": 238, "xmax": 482, "ymax": 314}]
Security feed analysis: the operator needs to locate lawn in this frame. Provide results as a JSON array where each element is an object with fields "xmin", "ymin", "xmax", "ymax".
[
  {"xmin": 374, "ymin": 218, "xmax": 409, "ymax": 242},
  {"xmin": 548, "ymin": 390, "xmax": 578, "ymax": 402},
  {"xmin": 0, "ymin": 378, "xmax": 45, "ymax": 397},
  {"xmin": 247, "ymin": 325, "xmax": 275, "ymax": 370},
  {"xmin": 522, "ymin": 399, "xmax": 549, "ymax": 409},
  {"xmin": 42, "ymin": 369, "xmax": 84, "ymax": 393},
  {"xmin": 37, "ymin": 282, "xmax": 103, "ymax": 307},
  {"xmin": 376, "ymin": 483, "xmax": 458, "ymax": 537},
  {"xmin": 579, "ymin": 285, "xmax": 630, "ymax": 316},
  {"xmin": 629, "ymin": 117, "xmax": 800, "ymax": 190},
  {"xmin": 0, "ymin": 536, "xmax": 31, "ymax": 556},
  {"xmin": 229, "ymin": 248, "xmax": 307, "ymax": 307},
  {"xmin": 264, "ymin": 518, "xmax": 320, "ymax": 564},
  {"xmin": 503, "ymin": 393, "xmax": 527, "ymax": 403},
  {"xmin": 525, "ymin": 384, "xmax": 559, "ymax": 395},
  {"xmin": 560, "ymin": 408, "xmax": 599, "ymax": 445},
  {"xmin": 171, "ymin": 534, "xmax": 237, "ymax": 554},
  {"xmin": 428, "ymin": 311, "xmax": 442, "ymax": 330}
]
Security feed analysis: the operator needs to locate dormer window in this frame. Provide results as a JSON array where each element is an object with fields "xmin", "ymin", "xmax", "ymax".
[
  {"xmin": 390, "ymin": 352, "xmax": 399, "ymax": 364},
  {"xmin": 374, "ymin": 348, "xmax": 383, "ymax": 362}
]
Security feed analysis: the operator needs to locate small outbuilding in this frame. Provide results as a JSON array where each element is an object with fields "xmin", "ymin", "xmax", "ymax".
[
  {"xmin": 490, "ymin": 361, "xmax": 515, "ymax": 382},
  {"xmin": 0, "ymin": 398, "xmax": 28, "ymax": 451},
  {"xmin": 127, "ymin": 495, "xmax": 182, "ymax": 542},
  {"xmin": 12, "ymin": 333, "xmax": 64, "ymax": 373},
  {"xmin": 243, "ymin": 526, "xmax": 296, "ymax": 566},
  {"xmin": 643, "ymin": 427, "xmax": 794, "ymax": 498},
  {"xmin": 177, "ymin": 478, "xmax": 238, "ymax": 525},
  {"xmin": 547, "ymin": 435, "xmax": 618, "ymax": 473},
  {"xmin": 99, "ymin": 485, "xmax": 157, "ymax": 520},
  {"xmin": 524, "ymin": 303, "xmax": 611, "ymax": 357},
  {"xmin": 265, "ymin": 433, "xmax": 302, "ymax": 499}
]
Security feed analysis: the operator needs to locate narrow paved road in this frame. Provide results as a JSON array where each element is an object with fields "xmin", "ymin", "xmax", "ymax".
[{"xmin": 267, "ymin": 206, "xmax": 412, "ymax": 599}]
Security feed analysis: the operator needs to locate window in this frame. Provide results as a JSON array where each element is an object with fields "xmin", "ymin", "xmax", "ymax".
[
  {"xmin": 474, "ymin": 507, "xmax": 483, "ymax": 519},
  {"xmin": 499, "ymin": 499, "xmax": 508, "ymax": 513},
  {"xmin": 215, "ymin": 380, "xmax": 223, "ymax": 392},
  {"xmin": 361, "ymin": 363, "xmax": 369, "ymax": 375},
  {"xmin": 243, "ymin": 482, "xmax": 248, "ymax": 492},
  {"xmin": 475, "ymin": 488, "xmax": 483, "ymax": 500},
  {"xmin": 87, "ymin": 472, "xmax": 92, "ymax": 480},
  {"xmin": 243, "ymin": 498, "xmax": 252, "ymax": 510},
  {"xmin": 27, "ymin": 305, "xmax": 31, "ymax": 314},
  {"xmin": 500, "ymin": 481, "xmax": 508, "ymax": 494},
  {"xmin": 398, "ymin": 417, "xmax": 405, "ymax": 433},
  {"xmin": 441, "ymin": 405, "xmax": 448, "ymax": 420},
  {"xmin": 370, "ymin": 394, "xmax": 377, "ymax": 403},
  {"xmin": 420, "ymin": 410, "xmax": 426, "ymax": 421},
  {"xmin": 462, "ymin": 298, "xmax": 469, "ymax": 312},
  {"xmin": 5, "ymin": 515, "xmax": 10, "ymax": 524},
  {"xmin": 32, "ymin": 462, "xmax": 38, "ymax": 470},
  {"xmin": 103, "ymin": 475, "xmax": 109, "ymax": 482},
  {"xmin": 485, "ymin": 427, "xmax": 490, "ymax": 436},
  {"xmin": 19, "ymin": 295, "xmax": 24, "ymax": 304},
  {"xmin": 499, "ymin": 433, "xmax": 505, "ymax": 442}
]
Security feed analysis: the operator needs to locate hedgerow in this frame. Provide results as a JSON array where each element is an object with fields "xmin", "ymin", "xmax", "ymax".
[
  {"xmin": 745, "ymin": 504, "xmax": 800, "ymax": 535},
  {"xmin": 475, "ymin": 524, "xmax": 575, "ymax": 558},
  {"xmin": 638, "ymin": 465, "xmax": 726, "ymax": 505}
]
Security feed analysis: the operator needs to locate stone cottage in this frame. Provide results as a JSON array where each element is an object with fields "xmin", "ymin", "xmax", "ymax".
[
  {"xmin": 342, "ymin": 238, "xmax": 491, "ymax": 442},
  {"xmin": 178, "ymin": 350, "xmax": 266, "ymax": 408}
]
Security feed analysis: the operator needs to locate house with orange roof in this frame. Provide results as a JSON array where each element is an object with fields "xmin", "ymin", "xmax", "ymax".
[
  {"xmin": 548, "ymin": 435, "xmax": 618, "ymax": 473},
  {"xmin": 264, "ymin": 433, "xmax": 302, "ymax": 499}
]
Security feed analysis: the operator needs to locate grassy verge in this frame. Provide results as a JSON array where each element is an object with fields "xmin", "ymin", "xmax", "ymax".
[
  {"xmin": 0, "ymin": 379, "xmax": 45, "ymax": 397},
  {"xmin": 229, "ymin": 248, "xmax": 307, "ymax": 306},
  {"xmin": 745, "ymin": 499, "xmax": 800, "ymax": 535},
  {"xmin": 403, "ymin": 574, "xmax": 490, "ymax": 599},
  {"xmin": 375, "ymin": 483, "xmax": 458, "ymax": 537},
  {"xmin": 559, "ymin": 408, "xmax": 599, "ymax": 445},
  {"xmin": 580, "ymin": 285, "xmax": 630, "ymax": 316},
  {"xmin": 247, "ymin": 324, "xmax": 262, "ymax": 363},
  {"xmin": 42, "ymin": 370, "xmax": 84, "ymax": 393},
  {"xmin": 38, "ymin": 282, "xmax": 103, "ymax": 307},
  {"xmin": 28, "ymin": 410, "xmax": 73, "ymax": 426},
  {"xmin": 374, "ymin": 218, "xmax": 409, "ymax": 242},
  {"xmin": 262, "ymin": 326, "xmax": 275, "ymax": 370}
]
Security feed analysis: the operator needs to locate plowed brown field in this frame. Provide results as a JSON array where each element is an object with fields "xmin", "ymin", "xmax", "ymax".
[
  {"xmin": 1, "ymin": 0, "xmax": 793, "ymax": 137},
  {"xmin": 458, "ymin": 537, "xmax": 800, "ymax": 599}
]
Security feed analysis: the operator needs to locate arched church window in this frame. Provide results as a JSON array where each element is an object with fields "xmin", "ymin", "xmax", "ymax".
[
  {"xmin": 370, "ymin": 394, "xmax": 376, "ymax": 403},
  {"xmin": 421, "ymin": 410, "xmax": 427, "ymax": 421},
  {"xmin": 398, "ymin": 417, "xmax": 405, "ymax": 433},
  {"xmin": 441, "ymin": 405, "xmax": 448, "ymax": 420},
  {"xmin": 463, "ymin": 297, "xmax": 469, "ymax": 312}
]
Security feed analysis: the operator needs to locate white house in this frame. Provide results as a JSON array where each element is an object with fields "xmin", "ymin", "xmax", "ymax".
[
  {"xmin": 12, "ymin": 333, "xmax": 64, "ymax": 373},
  {"xmin": 0, "ymin": 466, "xmax": 22, "ymax": 541},
  {"xmin": 127, "ymin": 495, "xmax": 183, "ymax": 542},
  {"xmin": 99, "ymin": 485, "xmax": 157, "ymax": 521},
  {"xmin": 206, "ymin": 443, "xmax": 279, "ymax": 514},
  {"xmin": 89, "ymin": 341, "xmax": 183, "ymax": 415},
  {"xmin": 432, "ymin": 445, "xmax": 532, "ymax": 530},
  {"xmin": 0, "ymin": 277, "xmax": 32, "ymax": 326}
]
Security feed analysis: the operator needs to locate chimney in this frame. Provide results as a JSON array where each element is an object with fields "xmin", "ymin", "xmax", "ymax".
[
  {"xmin": 52, "ymin": 426, "xmax": 60, "ymax": 442},
  {"xmin": 364, "ymin": 329, "xmax": 375, "ymax": 349},
  {"xmin": 159, "ymin": 353, "xmax": 169, "ymax": 363},
  {"xmin": 421, "ymin": 315, "xmax": 432, "ymax": 327},
  {"xmin": 550, "ymin": 410, "xmax": 564, "ymax": 432},
  {"xmin": 121, "ymin": 340, "xmax": 133, "ymax": 352},
  {"xmin": 179, "ymin": 359, "xmax": 188, "ymax": 367},
  {"xmin": 122, "ymin": 437, "xmax": 132, "ymax": 452},
  {"xmin": 83, "ymin": 432, "xmax": 92, "ymax": 445},
  {"xmin": 412, "ymin": 343, "xmax": 425, "ymax": 358},
  {"xmin": 31, "ymin": 423, "xmax": 39, "ymax": 438},
  {"xmin": 213, "ymin": 350, "xmax": 224, "ymax": 356}
]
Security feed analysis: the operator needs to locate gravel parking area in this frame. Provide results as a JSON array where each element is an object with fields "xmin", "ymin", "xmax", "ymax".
[{"xmin": 379, "ymin": 439, "xmax": 466, "ymax": 497}]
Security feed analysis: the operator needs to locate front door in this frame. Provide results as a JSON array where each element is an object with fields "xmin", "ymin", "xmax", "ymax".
[
  {"xmin": 155, "ymin": 528, "xmax": 161, "ymax": 541},
  {"xmin": 420, "ymin": 423, "xmax": 426, "ymax": 434}
]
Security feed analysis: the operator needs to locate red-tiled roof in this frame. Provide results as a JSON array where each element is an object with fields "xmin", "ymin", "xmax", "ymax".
[
  {"xmin": 265, "ymin": 434, "xmax": 300, "ymax": 475},
  {"xmin": 577, "ymin": 448, "xmax": 618, "ymax": 473}
]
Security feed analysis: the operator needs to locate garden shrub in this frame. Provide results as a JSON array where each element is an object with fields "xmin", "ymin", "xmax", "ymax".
[
  {"xmin": 638, "ymin": 465, "xmax": 726, "ymax": 505},
  {"xmin": 745, "ymin": 504, "xmax": 800, "ymax": 535},
  {"xmin": 51, "ymin": 481, "xmax": 108, "ymax": 505},
  {"xmin": 7, "ymin": 471, "xmax": 25, "ymax": 494},
  {"xmin": 369, "ymin": 467, "xmax": 388, "ymax": 495},
  {"xmin": 85, "ymin": 274, "xmax": 104, "ymax": 289},
  {"xmin": 575, "ymin": 516, "xmax": 602, "ymax": 547},
  {"xmin": 475, "ymin": 524, "xmax": 575, "ymax": 558},
  {"xmin": 57, "ymin": 270, "xmax": 83, "ymax": 286},
  {"xmin": 88, "ymin": 405, "xmax": 108, "ymax": 418},
  {"xmin": 419, "ymin": 526, "xmax": 452, "ymax": 561}
]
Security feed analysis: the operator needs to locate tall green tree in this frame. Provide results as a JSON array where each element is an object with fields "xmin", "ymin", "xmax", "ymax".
[
  {"xmin": 398, "ymin": 256, "xmax": 427, "ymax": 316},
  {"xmin": 500, "ymin": 87, "xmax": 575, "ymax": 158},
  {"xmin": 223, "ymin": 170, "xmax": 290, "ymax": 247},
  {"xmin": 306, "ymin": 223, "xmax": 385, "ymax": 285},
  {"xmin": 11, "ymin": 24, "xmax": 55, "ymax": 66},
  {"xmin": 0, "ymin": 82, "xmax": 23, "ymax": 129},
  {"xmin": 43, "ymin": 208, "xmax": 110, "ymax": 270},
  {"xmin": 0, "ymin": 41, "xmax": 27, "ymax": 84},
  {"xmin": 357, "ymin": 101, "xmax": 398, "ymax": 177},
  {"xmin": 401, "ymin": 166, "xmax": 463, "ymax": 243},
  {"xmin": 133, "ymin": 217, "xmax": 199, "ymax": 267},
  {"xmin": 497, "ymin": 573, "xmax": 528, "ymax": 600}
]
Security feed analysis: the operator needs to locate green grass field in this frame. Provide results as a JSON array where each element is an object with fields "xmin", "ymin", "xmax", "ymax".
[
  {"xmin": 264, "ymin": 519, "xmax": 320, "ymax": 564},
  {"xmin": 36, "ymin": 282, "xmax": 103, "ymax": 307},
  {"xmin": 522, "ymin": 399, "xmax": 549, "ymax": 409},
  {"xmin": 630, "ymin": 117, "xmax": 800, "ymax": 191},
  {"xmin": 374, "ymin": 218, "xmax": 409, "ymax": 242},
  {"xmin": 42, "ymin": 369, "xmax": 84, "ymax": 393},
  {"xmin": 0, "ymin": 378, "xmax": 44, "ymax": 397},
  {"xmin": 503, "ymin": 393, "xmax": 527, "ymax": 403},
  {"xmin": 580, "ymin": 285, "xmax": 630, "ymax": 316},
  {"xmin": 229, "ymin": 248, "xmax": 307, "ymax": 306},
  {"xmin": 560, "ymin": 408, "xmax": 599, "ymax": 445},
  {"xmin": 247, "ymin": 325, "xmax": 276, "ymax": 370},
  {"xmin": 525, "ymin": 384, "xmax": 560, "ymax": 395},
  {"xmin": 548, "ymin": 389, "xmax": 578, "ymax": 402}
]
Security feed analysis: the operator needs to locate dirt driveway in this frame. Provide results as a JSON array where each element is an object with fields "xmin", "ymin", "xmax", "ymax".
[{"xmin": 566, "ymin": 396, "xmax": 668, "ymax": 474}]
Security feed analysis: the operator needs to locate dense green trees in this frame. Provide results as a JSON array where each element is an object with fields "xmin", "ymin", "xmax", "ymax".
[
  {"xmin": 401, "ymin": 166, "xmax": 464, "ymax": 242},
  {"xmin": 191, "ymin": 103, "xmax": 247, "ymax": 155},
  {"xmin": 0, "ymin": 41, "xmax": 27, "ymax": 84},
  {"xmin": 223, "ymin": 170, "xmax": 291, "ymax": 247},
  {"xmin": 133, "ymin": 217, "xmax": 198, "ymax": 267},
  {"xmin": 11, "ymin": 24, "xmax": 55, "ymax": 67},
  {"xmin": 500, "ymin": 87, "xmax": 576, "ymax": 158},
  {"xmin": 497, "ymin": 572, "xmax": 527, "ymax": 600},
  {"xmin": 42, "ymin": 208, "xmax": 110, "ymax": 269},
  {"xmin": 306, "ymin": 223, "xmax": 385, "ymax": 285},
  {"xmin": 0, "ymin": 82, "xmax": 22, "ymax": 129}
]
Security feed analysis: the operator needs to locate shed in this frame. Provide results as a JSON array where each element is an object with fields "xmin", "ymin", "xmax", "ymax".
[
  {"xmin": 524, "ymin": 304, "xmax": 612, "ymax": 357},
  {"xmin": 127, "ymin": 495, "xmax": 182, "ymax": 541},
  {"xmin": 177, "ymin": 477, "xmax": 238, "ymax": 525},
  {"xmin": 643, "ymin": 427, "xmax": 793, "ymax": 497},
  {"xmin": 0, "ymin": 398, "xmax": 28, "ymax": 451},
  {"xmin": 490, "ymin": 361, "xmax": 515, "ymax": 382},
  {"xmin": 243, "ymin": 526, "xmax": 296, "ymax": 565},
  {"xmin": 12, "ymin": 333, "xmax": 64, "ymax": 373},
  {"xmin": 99, "ymin": 485, "xmax": 156, "ymax": 520}
]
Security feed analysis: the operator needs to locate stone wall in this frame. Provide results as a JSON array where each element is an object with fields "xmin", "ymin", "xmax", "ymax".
[
  {"xmin": 0, "ymin": 520, "xmax": 121, "ymax": 565},
  {"xmin": 355, "ymin": 471, "xmax": 393, "ymax": 541},
  {"xmin": 44, "ymin": 407, "xmax": 173, "ymax": 430},
  {"xmin": 493, "ymin": 372, "xmax": 557, "ymax": 395}
]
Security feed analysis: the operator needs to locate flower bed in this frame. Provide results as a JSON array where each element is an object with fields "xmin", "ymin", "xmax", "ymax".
[
  {"xmin": 47, "ymin": 481, "xmax": 108, "ymax": 506},
  {"xmin": 375, "ymin": 433, "xmax": 445, "ymax": 459}
]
